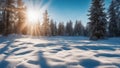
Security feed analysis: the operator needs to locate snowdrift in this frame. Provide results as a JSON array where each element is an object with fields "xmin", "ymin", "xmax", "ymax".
[{"xmin": 0, "ymin": 35, "xmax": 120, "ymax": 68}]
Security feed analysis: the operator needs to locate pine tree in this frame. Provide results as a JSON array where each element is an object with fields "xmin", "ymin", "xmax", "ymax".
[
  {"xmin": 108, "ymin": 0, "xmax": 120, "ymax": 36},
  {"xmin": 108, "ymin": 0, "xmax": 118, "ymax": 37},
  {"xmin": 41, "ymin": 10, "xmax": 51, "ymax": 36},
  {"xmin": 0, "ymin": 0, "xmax": 5, "ymax": 34},
  {"xmin": 16, "ymin": 0, "xmax": 27, "ymax": 34},
  {"xmin": 3, "ymin": 0, "xmax": 16, "ymax": 36},
  {"xmin": 88, "ymin": 0, "xmax": 107, "ymax": 40},
  {"xmin": 0, "ymin": 20, "xmax": 4, "ymax": 34},
  {"xmin": 65, "ymin": 20, "xmax": 73, "ymax": 36},
  {"xmin": 74, "ymin": 20, "xmax": 84, "ymax": 36},
  {"xmin": 58, "ymin": 22, "xmax": 65, "ymax": 36},
  {"xmin": 115, "ymin": 0, "xmax": 120, "ymax": 36},
  {"xmin": 85, "ymin": 23, "xmax": 90, "ymax": 36},
  {"xmin": 50, "ymin": 20, "xmax": 57, "ymax": 36}
]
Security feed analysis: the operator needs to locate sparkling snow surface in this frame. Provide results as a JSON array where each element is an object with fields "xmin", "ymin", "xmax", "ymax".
[{"xmin": 0, "ymin": 35, "xmax": 120, "ymax": 68}]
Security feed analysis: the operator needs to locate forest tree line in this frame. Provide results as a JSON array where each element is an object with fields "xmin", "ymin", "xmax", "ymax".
[{"xmin": 0, "ymin": 0, "xmax": 120, "ymax": 40}]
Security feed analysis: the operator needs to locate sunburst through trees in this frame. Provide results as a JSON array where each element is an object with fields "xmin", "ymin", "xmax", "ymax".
[
  {"xmin": 0, "ymin": 0, "xmax": 120, "ymax": 40},
  {"xmin": 0, "ymin": 0, "xmax": 51, "ymax": 36}
]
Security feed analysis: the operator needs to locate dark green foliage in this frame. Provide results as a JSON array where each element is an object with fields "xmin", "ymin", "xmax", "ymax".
[
  {"xmin": 65, "ymin": 20, "xmax": 73, "ymax": 36},
  {"xmin": 58, "ymin": 22, "xmax": 65, "ymax": 36},
  {"xmin": 74, "ymin": 21, "xmax": 84, "ymax": 36},
  {"xmin": 88, "ymin": 0, "xmax": 107, "ymax": 40},
  {"xmin": 50, "ymin": 20, "xmax": 57, "ymax": 36},
  {"xmin": 108, "ymin": 0, "xmax": 118, "ymax": 37}
]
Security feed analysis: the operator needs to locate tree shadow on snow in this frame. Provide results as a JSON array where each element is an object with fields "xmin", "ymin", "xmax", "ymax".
[
  {"xmin": 34, "ymin": 42, "xmax": 71, "ymax": 52},
  {"xmin": 0, "ymin": 36, "xmax": 16, "ymax": 54},
  {"xmin": 0, "ymin": 60, "xmax": 10, "ymax": 68},
  {"xmin": 79, "ymin": 59, "xmax": 100, "ymax": 68},
  {"xmin": 74, "ymin": 46, "xmax": 116, "ymax": 51},
  {"xmin": 95, "ymin": 53, "xmax": 120, "ymax": 57},
  {"xmin": 38, "ymin": 52, "xmax": 50, "ymax": 68},
  {"xmin": 0, "ymin": 36, "xmax": 24, "ymax": 68}
]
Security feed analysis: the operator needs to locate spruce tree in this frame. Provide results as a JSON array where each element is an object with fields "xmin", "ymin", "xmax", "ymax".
[
  {"xmin": 50, "ymin": 20, "xmax": 57, "ymax": 36},
  {"xmin": 58, "ymin": 22, "xmax": 65, "ymax": 36},
  {"xmin": 115, "ymin": 0, "xmax": 120, "ymax": 36},
  {"xmin": 88, "ymin": 0, "xmax": 107, "ymax": 40},
  {"xmin": 108, "ymin": 0, "xmax": 118, "ymax": 37},
  {"xmin": 3, "ymin": 0, "xmax": 16, "ymax": 36},
  {"xmin": 17, "ymin": 0, "xmax": 26, "ymax": 34},
  {"xmin": 85, "ymin": 23, "xmax": 90, "ymax": 36},
  {"xmin": 0, "ymin": 0, "xmax": 5, "ymax": 34},
  {"xmin": 41, "ymin": 10, "xmax": 51, "ymax": 36},
  {"xmin": 74, "ymin": 20, "xmax": 84, "ymax": 36},
  {"xmin": 0, "ymin": 21, "xmax": 4, "ymax": 34},
  {"xmin": 65, "ymin": 20, "xmax": 73, "ymax": 36}
]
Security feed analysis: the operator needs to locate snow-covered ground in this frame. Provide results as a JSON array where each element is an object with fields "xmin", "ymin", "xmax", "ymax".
[{"xmin": 0, "ymin": 35, "xmax": 120, "ymax": 68}]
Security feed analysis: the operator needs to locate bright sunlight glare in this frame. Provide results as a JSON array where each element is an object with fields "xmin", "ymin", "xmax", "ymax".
[
  {"xmin": 26, "ymin": 9, "xmax": 42, "ymax": 24},
  {"xmin": 24, "ymin": 0, "xmax": 51, "ymax": 35},
  {"xmin": 25, "ymin": 0, "xmax": 51, "ymax": 25}
]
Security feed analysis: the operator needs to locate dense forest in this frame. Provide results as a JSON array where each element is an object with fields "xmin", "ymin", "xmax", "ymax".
[{"xmin": 0, "ymin": 0, "xmax": 120, "ymax": 40}]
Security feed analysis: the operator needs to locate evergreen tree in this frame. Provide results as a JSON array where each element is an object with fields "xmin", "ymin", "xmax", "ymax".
[
  {"xmin": 41, "ymin": 10, "xmax": 51, "ymax": 36},
  {"xmin": 50, "ymin": 20, "xmax": 57, "ymax": 36},
  {"xmin": 74, "ymin": 20, "xmax": 84, "ymax": 36},
  {"xmin": 88, "ymin": 0, "xmax": 107, "ymax": 40},
  {"xmin": 16, "ymin": 0, "xmax": 27, "ymax": 34},
  {"xmin": 3, "ymin": 0, "xmax": 16, "ymax": 36},
  {"xmin": 115, "ymin": 0, "xmax": 120, "ymax": 36},
  {"xmin": 0, "ymin": 20, "xmax": 4, "ymax": 34},
  {"xmin": 0, "ymin": 0, "xmax": 5, "ymax": 34},
  {"xmin": 85, "ymin": 23, "xmax": 90, "ymax": 36},
  {"xmin": 65, "ymin": 20, "xmax": 73, "ymax": 36},
  {"xmin": 58, "ymin": 22, "xmax": 65, "ymax": 36},
  {"xmin": 108, "ymin": 0, "xmax": 118, "ymax": 37}
]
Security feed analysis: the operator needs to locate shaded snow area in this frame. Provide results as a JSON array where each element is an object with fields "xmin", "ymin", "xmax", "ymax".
[{"xmin": 0, "ymin": 35, "xmax": 120, "ymax": 68}]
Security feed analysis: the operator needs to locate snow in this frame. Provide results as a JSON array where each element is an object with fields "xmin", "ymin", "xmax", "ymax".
[{"xmin": 0, "ymin": 35, "xmax": 120, "ymax": 68}]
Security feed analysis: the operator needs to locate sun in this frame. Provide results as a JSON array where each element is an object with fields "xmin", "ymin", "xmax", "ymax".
[
  {"xmin": 27, "ymin": 10, "xmax": 38, "ymax": 23},
  {"xmin": 24, "ymin": 0, "xmax": 51, "ymax": 36},
  {"xmin": 25, "ymin": 0, "xmax": 51, "ymax": 25},
  {"xmin": 26, "ymin": 9, "xmax": 43, "ymax": 25}
]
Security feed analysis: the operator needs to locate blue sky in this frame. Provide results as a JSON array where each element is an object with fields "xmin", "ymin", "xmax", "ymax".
[{"xmin": 24, "ymin": 0, "xmax": 111, "ymax": 26}]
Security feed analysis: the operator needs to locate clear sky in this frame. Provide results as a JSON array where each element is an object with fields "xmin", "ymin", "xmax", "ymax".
[{"xmin": 24, "ymin": 0, "xmax": 111, "ymax": 26}]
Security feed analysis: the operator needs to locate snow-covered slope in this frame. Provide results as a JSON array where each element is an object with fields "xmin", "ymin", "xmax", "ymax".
[{"xmin": 0, "ymin": 35, "xmax": 120, "ymax": 68}]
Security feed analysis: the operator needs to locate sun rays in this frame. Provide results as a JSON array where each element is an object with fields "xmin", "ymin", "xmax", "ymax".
[
  {"xmin": 26, "ymin": 9, "xmax": 41, "ymax": 24},
  {"xmin": 24, "ymin": 0, "xmax": 51, "ymax": 36}
]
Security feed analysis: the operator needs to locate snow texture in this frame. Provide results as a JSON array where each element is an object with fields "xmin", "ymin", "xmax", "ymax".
[{"xmin": 0, "ymin": 35, "xmax": 120, "ymax": 68}]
